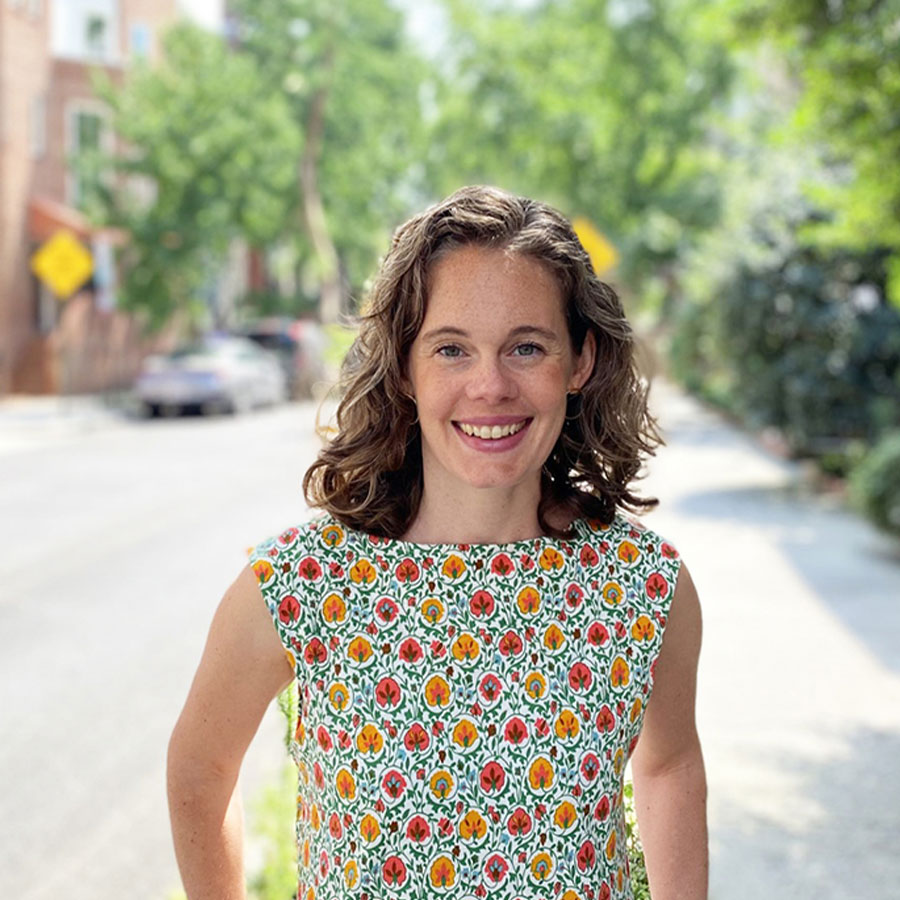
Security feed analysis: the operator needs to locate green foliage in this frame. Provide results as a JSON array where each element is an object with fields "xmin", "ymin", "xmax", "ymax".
[
  {"xmin": 94, "ymin": 24, "xmax": 301, "ymax": 329},
  {"xmin": 623, "ymin": 780, "xmax": 651, "ymax": 899},
  {"xmin": 428, "ymin": 0, "xmax": 735, "ymax": 284},
  {"xmin": 850, "ymin": 431, "xmax": 900, "ymax": 538},
  {"xmin": 248, "ymin": 764, "xmax": 298, "ymax": 900}
]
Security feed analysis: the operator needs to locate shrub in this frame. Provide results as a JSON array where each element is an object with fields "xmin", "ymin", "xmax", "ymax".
[{"xmin": 850, "ymin": 430, "xmax": 900, "ymax": 537}]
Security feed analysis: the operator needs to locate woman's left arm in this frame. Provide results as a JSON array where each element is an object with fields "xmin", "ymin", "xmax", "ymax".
[{"xmin": 629, "ymin": 562, "xmax": 708, "ymax": 900}]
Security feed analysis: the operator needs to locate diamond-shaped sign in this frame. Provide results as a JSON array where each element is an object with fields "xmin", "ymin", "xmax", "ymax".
[
  {"xmin": 573, "ymin": 217, "xmax": 619, "ymax": 276},
  {"xmin": 30, "ymin": 230, "xmax": 94, "ymax": 299}
]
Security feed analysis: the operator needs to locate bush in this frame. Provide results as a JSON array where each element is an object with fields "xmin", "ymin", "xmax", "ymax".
[{"xmin": 850, "ymin": 430, "xmax": 900, "ymax": 537}]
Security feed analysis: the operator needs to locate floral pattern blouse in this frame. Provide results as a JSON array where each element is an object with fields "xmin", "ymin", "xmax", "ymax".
[{"xmin": 249, "ymin": 513, "xmax": 681, "ymax": 900}]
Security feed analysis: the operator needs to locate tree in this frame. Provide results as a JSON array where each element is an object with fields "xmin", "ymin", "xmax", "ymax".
[
  {"xmin": 228, "ymin": 0, "xmax": 430, "ymax": 321},
  {"xmin": 427, "ymin": 0, "xmax": 735, "ymax": 286},
  {"xmin": 94, "ymin": 24, "xmax": 301, "ymax": 329}
]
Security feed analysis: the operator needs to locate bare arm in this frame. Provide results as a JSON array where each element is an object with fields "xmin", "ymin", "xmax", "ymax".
[
  {"xmin": 630, "ymin": 563, "xmax": 708, "ymax": 900},
  {"xmin": 167, "ymin": 564, "xmax": 294, "ymax": 900}
]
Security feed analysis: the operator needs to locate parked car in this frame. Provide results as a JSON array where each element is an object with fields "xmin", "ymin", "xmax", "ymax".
[
  {"xmin": 238, "ymin": 318, "xmax": 326, "ymax": 399},
  {"xmin": 135, "ymin": 334, "xmax": 287, "ymax": 417}
]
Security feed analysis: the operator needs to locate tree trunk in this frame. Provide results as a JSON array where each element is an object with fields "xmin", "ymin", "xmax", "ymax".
[{"xmin": 300, "ymin": 48, "xmax": 342, "ymax": 324}]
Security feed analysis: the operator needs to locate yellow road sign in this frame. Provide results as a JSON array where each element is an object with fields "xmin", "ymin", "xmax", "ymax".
[
  {"xmin": 30, "ymin": 230, "xmax": 94, "ymax": 299},
  {"xmin": 572, "ymin": 217, "xmax": 619, "ymax": 275}
]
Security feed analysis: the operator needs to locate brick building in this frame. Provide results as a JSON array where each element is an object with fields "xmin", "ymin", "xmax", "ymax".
[{"xmin": 0, "ymin": 0, "xmax": 180, "ymax": 394}]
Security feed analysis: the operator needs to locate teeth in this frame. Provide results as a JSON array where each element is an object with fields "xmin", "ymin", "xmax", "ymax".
[{"xmin": 459, "ymin": 421, "xmax": 526, "ymax": 439}]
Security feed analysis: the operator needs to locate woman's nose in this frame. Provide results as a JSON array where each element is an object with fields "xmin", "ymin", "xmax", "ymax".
[{"xmin": 464, "ymin": 357, "xmax": 518, "ymax": 403}]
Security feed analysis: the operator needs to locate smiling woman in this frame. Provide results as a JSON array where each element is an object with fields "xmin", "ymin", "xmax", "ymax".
[{"xmin": 167, "ymin": 186, "xmax": 708, "ymax": 900}]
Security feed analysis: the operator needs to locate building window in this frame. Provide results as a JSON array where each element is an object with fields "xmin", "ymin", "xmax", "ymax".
[
  {"xmin": 85, "ymin": 14, "xmax": 108, "ymax": 58},
  {"xmin": 30, "ymin": 94, "xmax": 46, "ymax": 159},
  {"xmin": 68, "ymin": 105, "xmax": 110, "ymax": 211},
  {"xmin": 130, "ymin": 22, "xmax": 151, "ymax": 59}
]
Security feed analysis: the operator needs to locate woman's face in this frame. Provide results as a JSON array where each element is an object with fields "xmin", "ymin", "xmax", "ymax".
[{"xmin": 406, "ymin": 245, "xmax": 595, "ymax": 503}]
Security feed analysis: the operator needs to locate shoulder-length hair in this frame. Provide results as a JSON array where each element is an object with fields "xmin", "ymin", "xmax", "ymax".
[{"xmin": 303, "ymin": 185, "xmax": 660, "ymax": 538}]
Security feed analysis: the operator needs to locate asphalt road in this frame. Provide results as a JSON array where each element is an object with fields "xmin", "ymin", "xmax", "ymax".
[{"xmin": 1, "ymin": 385, "xmax": 898, "ymax": 899}]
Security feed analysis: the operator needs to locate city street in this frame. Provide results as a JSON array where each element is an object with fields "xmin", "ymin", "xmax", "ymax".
[{"xmin": 1, "ymin": 384, "xmax": 899, "ymax": 899}]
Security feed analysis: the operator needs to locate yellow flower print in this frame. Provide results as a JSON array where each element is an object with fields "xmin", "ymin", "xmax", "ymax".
[
  {"xmin": 602, "ymin": 581, "xmax": 625, "ymax": 606},
  {"xmin": 359, "ymin": 813, "xmax": 381, "ymax": 843},
  {"xmin": 554, "ymin": 709, "xmax": 580, "ymax": 740},
  {"xmin": 543, "ymin": 623, "xmax": 565, "ymax": 650},
  {"xmin": 429, "ymin": 769, "xmax": 454, "ymax": 799},
  {"xmin": 452, "ymin": 718, "xmax": 479, "ymax": 748},
  {"xmin": 516, "ymin": 586, "xmax": 541, "ymax": 614},
  {"xmin": 441, "ymin": 554, "xmax": 467, "ymax": 578},
  {"xmin": 251, "ymin": 558, "xmax": 274, "ymax": 583},
  {"xmin": 553, "ymin": 801, "xmax": 577, "ymax": 830},
  {"xmin": 284, "ymin": 649, "xmax": 296, "ymax": 671},
  {"xmin": 322, "ymin": 592, "xmax": 346, "ymax": 623},
  {"xmin": 429, "ymin": 856, "xmax": 456, "ymax": 888},
  {"xmin": 328, "ymin": 682, "xmax": 350, "ymax": 711},
  {"xmin": 424, "ymin": 675, "xmax": 451, "ymax": 708},
  {"xmin": 356, "ymin": 723, "xmax": 384, "ymax": 755},
  {"xmin": 302, "ymin": 837, "xmax": 310, "ymax": 867},
  {"xmin": 350, "ymin": 558, "xmax": 376, "ymax": 584},
  {"xmin": 458, "ymin": 809, "xmax": 487, "ymax": 841},
  {"xmin": 613, "ymin": 747, "xmax": 625, "ymax": 776},
  {"xmin": 321, "ymin": 523, "xmax": 344, "ymax": 547},
  {"xmin": 451, "ymin": 633, "xmax": 481, "ymax": 661},
  {"xmin": 347, "ymin": 635, "xmax": 373, "ymax": 663},
  {"xmin": 335, "ymin": 767, "xmax": 356, "ymax": 800},
  {"xmin": 610, "ymin": 656, "xmax": 630, "ymax": 687},
  {"xmin": 528, "ymin": 756, "xmax": 555, "ymax": 790},
  {"xmin": 538, "ymin": 547, "xmax": 564, "ymax": 570},
  {"xmin": 630, "ymin": 697, "xmax": 643, "ymax": 723},
  {"xmin": 420, "ymin": 597, "xmax": 445, "ymax": 624},
  {"xmin": 344, "ymin": 860, "xmax": 359, "ymax": 889},
  {"xmin": 562, "ymin": 892, "xmax": 582, "ymax": 900},
  {"xmin": 605, "ymin": 828, "xmax": 618, "ymax": 860},
  {"xmin": 310, "ymin": 802, "xmax": 321, "ymax": 831},
  {"xmin": 524, "ymin": 671, "xmax": 547, "ymax": 700},
  {"xmin": 530, "ymin": 852, "xmax": 553, "ymax": 881},
  {"xmin": 616, "ymin": 540, "xmax": 641, "ymax": 564},
  {"xmin": 631, "ymin": 614, "xmax": 655, "ymax": 641}
]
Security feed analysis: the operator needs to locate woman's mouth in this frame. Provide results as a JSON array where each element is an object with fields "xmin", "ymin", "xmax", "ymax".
[{"xmin": 457, "ymin": 420, "xmax": 528, "ymax": 440}]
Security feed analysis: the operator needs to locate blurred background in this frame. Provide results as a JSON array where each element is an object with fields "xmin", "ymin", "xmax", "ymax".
[{"xmin": 1, "ymin": 0, "xmax": 898, "ymax": 898}]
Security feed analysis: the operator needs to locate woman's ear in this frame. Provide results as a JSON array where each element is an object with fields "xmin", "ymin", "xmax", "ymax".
[{"xmin": 570, "ymin": 330, "xmax": 596, "ymax": 392}]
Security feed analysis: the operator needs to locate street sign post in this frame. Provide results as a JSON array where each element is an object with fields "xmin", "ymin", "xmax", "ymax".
[{"xmin": 30, "ymin": 230, "xmax": 94, "ymax": 299}]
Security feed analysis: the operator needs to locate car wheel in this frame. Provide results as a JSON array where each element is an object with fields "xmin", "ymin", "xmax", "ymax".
[{"xmin": 141, "ymin": 401, "xmax": 161, "ymax": 418}]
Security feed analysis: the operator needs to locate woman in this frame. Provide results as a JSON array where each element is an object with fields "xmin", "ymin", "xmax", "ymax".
[{"xmin": 167, "ymin": 186, "xmax": 707, "ymax": 900}]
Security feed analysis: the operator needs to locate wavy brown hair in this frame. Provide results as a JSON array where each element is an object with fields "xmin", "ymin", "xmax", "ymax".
[{"xmin": 303, "ymin": 185, "xmax": 661, "ymax": 538}]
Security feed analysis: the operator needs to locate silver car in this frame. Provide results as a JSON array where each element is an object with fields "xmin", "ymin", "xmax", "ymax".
[{"xmin": 136, "ymin": 335, "xmax": 287, "ymax": 417}]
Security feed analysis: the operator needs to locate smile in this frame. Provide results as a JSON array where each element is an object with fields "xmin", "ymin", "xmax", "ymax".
[{"xmin": 456, "ymin": 420, "xmax": 529, "ymax": 440}]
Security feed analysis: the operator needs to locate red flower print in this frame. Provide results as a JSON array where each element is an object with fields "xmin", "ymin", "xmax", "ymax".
[
  {"xmin": 479, "ymin": 673, "xmax": 502, "ymax": 703},
  {"xmin": 316, "ymin": 726, "xmax": 332, "ymax": 752},
  {"xmin": 595, "ymin": 795, "xmax": 611, "ymax": 821},
  {"xmin": 431, "ymin": 640, "xmax": 447, "ymax": 659},
  {"xmin": 278, "ymin": 526, "xmax": 299, "ymax": 545},
  {"xmin": 499, "ymin": 631, "xmax": 524, "ymax": 656},
  {"xmin": 304, "ymin": 638, "xmax": 328, "ymax": 665},
  {"xmin": 438, "ymin": 817, "xmax": 453, "ymax": 836},
  {"xmin": 576, "ymin": 839, "xmax": 596, "ymax": 872},
  {"xmin": 480, "ymin": 761, "xmax": 506, "ymax": 792},
  {"xmin": 507, "ymin": 807, "xmax": 532, "ymax": 836},
  {"xmin": 484, "ymin": 853, "xmax": 510, "ymax": 883},
  {"xmin": 568, "ymin": 661, "xmax": 593, "ymax": 691},
  {"xmin": 503, "ymin": 717, "xmax": 528, "ymax": 744},
  {"xmin": 490, "ymin": 553, "xmax": 514, "ymax": 576},
  {"xmin": 375, "ymin": 676, "xmax": 401, "ymax": 708},
  {"xmin": 646, "ymin": 571, "xmax": 669, "ymax": 600},
  {"xmin": 521, "ymin": 553, "xmax": 535, "ymax": 570},
  {"xmin": 313, "ymin": 761, "xmax": 325, "ymax": 790},
  {"xmin": 395, "ymin": 558, "xmax": 420, "ymax": 582},
  {"xmin": 374, "ymin": 797, "xmax": 385, "ymax": 813},
  {"xmin": 661, "ymin": 541, "xmax": 678, "ymax": 559},
  {"xmin": 328, "ymin": 561, "xmax": 344, "ymax": 577},
  {"xmin": 382, "ymin": 856, "xmax": 407, "ymax": 886},
  {"xmin": 297, "ymin": 557, "xmax": 323, "ymax": 580},
  {"xmin": 375, "ymin": 596, "xmax": 399, "ymax": 623},
  {"xmin": 405, "ymin": 815, "xmax": 431, "ymax": 842},
  {"xmin": 328, "ymin": 812, "xmax": 342, "ymax": 838},
  {"xmin": 587, "ymin": 621, "xmax": 609, "ymax": 646},
  {"xmin": 596, "ymin": 705, "xmax": 616, "ymax": 733},
  {"xmin": 403, "ymin": 723, "xmax": 429, "ymax": 752},
  {"xmin": 381, "ymin": 769, "xmax": 407, "ymax": 799},
  {"xmin": 469, "ymin": 589, "xmax": 495, "ymax": 617},
  {"xmin": 580, "ymin": 752, "xmax": 600, "ymax": 782},
  {"xmin": 398, "ymin": 638, "xmax": 424, "ymax": 663},
  {"xmin": 614, "ymin": 621, "xmax": 627, "ymax": 639},
  {"xmin": 565, "ymin": 583, "xmax": 585, "ymax": 608},
  {"xmin": 278, "ymin": 595, "xmax": 301, "ymax": 625},
  {"xmin": 338, "ymin": 729, "xmax": 351, "ymax": 749},
  {"xmin": 535, "ymin": 717, "xmax": 550, "ymax": 737},
  {"xmin": 579, "ymin": 544, "xmax": 599, "ymax": 567}
]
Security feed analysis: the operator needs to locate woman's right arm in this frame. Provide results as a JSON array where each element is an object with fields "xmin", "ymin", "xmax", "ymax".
[{"xmin": 167, "ymin": 564, "xmax": 294, "ymax": 900}]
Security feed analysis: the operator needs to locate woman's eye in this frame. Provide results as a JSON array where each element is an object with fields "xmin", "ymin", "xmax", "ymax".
[
  {"xmin": 437, "ymin": 345, "xmax": 464, "ymax": 358},
  {"xmin": 513, "ymin": 343, "xmax": 542, "ymax": 357}
]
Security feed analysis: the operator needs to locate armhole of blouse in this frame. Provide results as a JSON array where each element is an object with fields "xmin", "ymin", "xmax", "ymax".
[{"xmin": 248, "ymin": 541, "xmax": 302, "ymax": 678}]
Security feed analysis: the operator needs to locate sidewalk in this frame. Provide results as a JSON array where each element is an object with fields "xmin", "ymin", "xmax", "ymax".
[{"xmin": 646, "ymin": 380, "xmax": 900, "ymax": 899}]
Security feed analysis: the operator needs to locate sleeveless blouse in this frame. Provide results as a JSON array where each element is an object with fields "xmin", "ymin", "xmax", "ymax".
[{"xmin": 249, "ymin": 514, "xmax": 681, "ymax": 900}]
